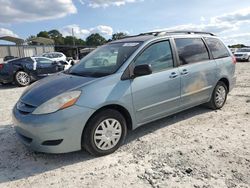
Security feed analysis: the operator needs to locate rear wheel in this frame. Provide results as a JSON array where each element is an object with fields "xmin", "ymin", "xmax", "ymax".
[
  {"xmin": 207, "ymin": 81, "xmax": 228, "ymax": 110},
  {"xmin": 82, "ymin": 109, "xmax": 127, "ymax": 156},
  {"xmin": 14, "ymin": 71, "xmax": 31, "ymax": 87}
]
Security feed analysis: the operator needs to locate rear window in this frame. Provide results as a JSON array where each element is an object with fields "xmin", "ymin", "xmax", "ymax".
[
  {"xmin": 205, "ymin": 38, "xmax": 230, "ymax": 59},
  {"xmin": 175, "ymin": 38, "xmax": 209, "ymax": 65}
]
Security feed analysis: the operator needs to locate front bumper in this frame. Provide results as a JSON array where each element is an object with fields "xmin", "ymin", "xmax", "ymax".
[
  {"xmin": 13, "ymin": 104, "xmax": 95, "ymax": 153},
  {"xmin": 229, "ymin": 76, "xmax": 237, "ymax": 92},
  {"xmin": 235, "ymin": 57, "xmax": 249, "ymax": 61},
  {"xmin": 0, "ymin": 73, "xmax": 13, "ymax": 84}
]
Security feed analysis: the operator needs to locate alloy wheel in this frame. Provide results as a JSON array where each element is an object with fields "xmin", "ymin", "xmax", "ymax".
[
  {"xmin": 215, "ymin": 85, "xmax": 226, "ymax": 107},
  {"xmin": 16, "ymin": 71, "xmax": 30, "ymax": 86}
]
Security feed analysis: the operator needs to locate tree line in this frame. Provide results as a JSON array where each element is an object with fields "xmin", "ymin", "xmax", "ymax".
[{"xmin": 27, "ymin": 30, "xmax": 128, "ymax": 46}]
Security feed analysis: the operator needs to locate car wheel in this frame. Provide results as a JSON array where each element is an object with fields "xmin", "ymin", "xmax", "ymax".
[
  {"xmin": 82, "ymin": 109, "xmax": 127, "ymax": 156},
  {"xmin": 14, "ymin": 71, "xmax": 31, "ymax": 87},
  {"xmin": 248, "ymin": 57, "xmax": 250, "ymax": 62},
  {"xmin": 207, "ymin": 81, "xmax": 228, "ymax": 110}
]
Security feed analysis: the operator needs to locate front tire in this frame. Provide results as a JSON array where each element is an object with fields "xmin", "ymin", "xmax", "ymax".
[
  {"xmin": 207, "ymin": 81, "xmax": 228, "ymax": 110},
  {"xmin": 82, "ymin": 109, "xmax": 127, "ymax": 156},
  {"xmin": 14, "ymin": 71, "xmax": 31, "ymax": 87}
]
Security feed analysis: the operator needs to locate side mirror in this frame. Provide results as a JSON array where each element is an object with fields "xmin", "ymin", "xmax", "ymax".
[{"xmin": 133, "ymin": 64, "xmax": 152, "ymax": 77}]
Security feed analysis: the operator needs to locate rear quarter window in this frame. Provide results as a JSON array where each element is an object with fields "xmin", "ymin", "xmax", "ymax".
[
  {"xmin": 175, "ymin": 38, "xmax": 209, "ymax": 65},
  {"xmin": 205, "ymin": 38, "xmax": 230, "ymax": 59}
]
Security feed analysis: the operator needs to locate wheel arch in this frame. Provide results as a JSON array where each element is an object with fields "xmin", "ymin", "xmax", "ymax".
[
  {"xmin": 85, "ymin": 104, "xmax": 133, "ymax": 131},
  {"xmin": 218, "ymin": 77, "xmax": 229, "ymax": 91},
  {"xmin": 81, "ymin": 104, "xmax": 133, "ymax": 151}
]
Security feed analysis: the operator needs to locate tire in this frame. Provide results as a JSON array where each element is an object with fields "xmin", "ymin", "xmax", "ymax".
[
  {"xmin": 207, "ymin": 81, "xmax": 228, "ymax": 110},
  {"xmin": 14, "ymin": 70, "xmax": 31, "ymax": 87},
  {"xmin": 82, "ymin": 109, "xmax": 127, "ymax": 156}
]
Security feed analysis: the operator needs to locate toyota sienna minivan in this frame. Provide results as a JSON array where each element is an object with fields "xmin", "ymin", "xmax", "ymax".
[{"xmin": 13, "ymin": 31, "xmax": 236, "ymax": 156}]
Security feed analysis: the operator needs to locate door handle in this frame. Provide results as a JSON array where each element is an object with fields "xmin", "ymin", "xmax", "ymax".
[
  {"xmin": 169, "ymin": 72, "xmax": 178, "ymax": 78},
  {"xmin": 181, "ymin": 69, "xmax": 188, "ymax": 75}
]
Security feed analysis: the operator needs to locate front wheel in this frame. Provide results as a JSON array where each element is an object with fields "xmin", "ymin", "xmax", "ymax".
[
  {"xmin": 14, "ymin": 71, "xmax": 31, "ymax": 87},
  {"xmin": 207, "ymin": 81, "xmax": 228, "ymax": 110},
  {"xmin": 82, "ymin": 109, "xmax": 127, "ymax": 156}
]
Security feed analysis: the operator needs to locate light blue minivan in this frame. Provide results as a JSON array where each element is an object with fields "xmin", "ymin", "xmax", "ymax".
[{"xmin": 13, "ymin": 31, "xmax": 236, "ymax": 156}]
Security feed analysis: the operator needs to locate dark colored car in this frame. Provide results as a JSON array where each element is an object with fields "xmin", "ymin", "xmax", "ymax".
[
  {"xmin": 0, "ymin": 57, "xmax": 65, "ymax": 87},
  {"xmin": 3, "ymin": 56, "xmax": 18, "ymax": 62}
]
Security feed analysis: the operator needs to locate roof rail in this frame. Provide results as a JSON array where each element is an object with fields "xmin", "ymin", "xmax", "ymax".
[{"xmin": 139, "ymin": 30, "xmax": 216, "ymax": 36}]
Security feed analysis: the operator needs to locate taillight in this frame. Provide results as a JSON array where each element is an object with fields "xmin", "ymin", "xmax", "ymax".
[
  {"xmin": 232, "ymin": 56, "xmax": 237, "ymax": 64},
  {"xmin": 0, "ymin": 64, "xmax": 4, "ymax": 70}
]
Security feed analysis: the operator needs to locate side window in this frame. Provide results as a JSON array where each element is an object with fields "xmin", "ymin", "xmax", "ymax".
[
  {"xmin": 175, "ymin": 38, "xmax": 209, "ymax": 65},
  {"xmin": 134, "ymin": 41, "xmax": 174, "ymax": 73},
  {"xmin": 205, "ymin": 38, "xmax": 230, "ymax": 59},
  {"xmin": 35, "ymin": 58, "xmax": 53, "ymax": 64}
]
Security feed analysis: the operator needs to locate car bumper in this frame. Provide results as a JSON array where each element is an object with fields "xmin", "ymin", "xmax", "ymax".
[
  {"xmin": 0, "ymin": 73, "xmax": 12, "ymax": 83},
  {"xmin": 229, "ymin": 76, "xmax": 237, "ymax": 92},
  {"xmin": 236, "ymin": 57, "xmax": 249, "ymax": 61},
  {"xmin": 13, "ymin": 104, "xmax": 95, "ymax": 153}
]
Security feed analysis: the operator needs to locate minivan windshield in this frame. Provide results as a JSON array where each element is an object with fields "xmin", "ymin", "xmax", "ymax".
[
  {"xmin": 68, "ymin": 42, "xmax": 142, "ymax": 77},
  {"xmin": 237, "ymin": 48, "xmax": 250, "ymax": 52}
]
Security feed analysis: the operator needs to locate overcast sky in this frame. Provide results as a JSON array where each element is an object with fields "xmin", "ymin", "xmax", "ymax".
[{"xmin": 0, "ymin": 0, "xmax": 250, "ymax": 45}]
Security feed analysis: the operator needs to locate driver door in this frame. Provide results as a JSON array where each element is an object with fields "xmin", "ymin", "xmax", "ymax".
[
  {"xmin": 34, "ymin": 57, "xmax": 62, "ymax": 75},
  {"xmin": 131, "ymin": 40, "xmax": 181, "ymax": 125}
]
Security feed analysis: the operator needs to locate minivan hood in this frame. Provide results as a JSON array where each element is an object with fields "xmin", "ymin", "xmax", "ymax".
[{"xmin": 20, "ymin": 73, "xmax": 97, "ymax": 107}]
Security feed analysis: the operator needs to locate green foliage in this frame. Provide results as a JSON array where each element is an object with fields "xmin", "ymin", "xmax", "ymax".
[
  {"xmin": 37, "ymin": 31, "xmax": 49, "ymax": 38},
  {"xmin": 112, "ymin": 32, "xmax": 127, "ymax": 40},
  {"xmin": 64, "ymin": 36, "xmax": 86, "ymax": 45},
  {"xmin": 228, "ymin": 44, "xmax": 247, "ymax": 48},
  {"xmin": 29, "ymin": 30, "xmax": 110, "ymax": 46},
  {"xmin": 86, "ymin": 33, "xmax": 107, "ymax": 46}
]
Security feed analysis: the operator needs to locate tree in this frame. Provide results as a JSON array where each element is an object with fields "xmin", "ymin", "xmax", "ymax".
[
  {"xmin": 37, "ymin": 31, "xmax": 49, "ymax": 38},
  {"xmin": 228, "ymin": 44, "xmax": 246, "ymax": 48},
  {"xmin": 86, "ymin": 33, "xmax": 106, "ymax": 46},
  {"xmin": 47, "ymin": 30, "xmax": 64, "ymax": 45},
  {"xmin": 48, "ymin": 30, "xmax": 62, "ymax": 38},
  {"xmin": 112, "ymin": 32, "xmax": 128, "ymax": 40}
]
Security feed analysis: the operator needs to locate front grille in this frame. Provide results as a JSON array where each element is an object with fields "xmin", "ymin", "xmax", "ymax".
[
  {"xmin": 234, "ymin": 54, "xmax": 242, "ymax": 57},
  {"xmin": 17, "ymin": 101, "xmax": 36, "ymax": 114}
]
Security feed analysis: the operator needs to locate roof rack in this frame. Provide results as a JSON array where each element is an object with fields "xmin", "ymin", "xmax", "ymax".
[{"xmin": 139, "ymin": 30, "xmax": 216, "ymax": 36}]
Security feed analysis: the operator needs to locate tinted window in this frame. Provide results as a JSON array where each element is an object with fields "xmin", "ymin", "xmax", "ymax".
[
  {"xmin": 205, "ymin": 38, "xmax": 230, "ymax": 59},
  {"xmin": 134, "ymin": 41, "xmax": 173, "ymax": 72},
  {"xmin": 175, "ymin": 38, "xmax": 209, "ymax": 65},
  {"xmin": 35, "ymin": 58, "xmax": 53, "ymax": 64}
]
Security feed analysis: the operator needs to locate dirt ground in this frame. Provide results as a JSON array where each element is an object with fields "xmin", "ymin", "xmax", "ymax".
[{"xmin": 0, "ymin": 63, "xmax": 249, "ymax": 188}]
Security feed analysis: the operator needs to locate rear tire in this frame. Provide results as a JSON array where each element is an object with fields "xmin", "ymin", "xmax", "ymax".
[
  {"xmin": 207, "ymin": 81, "xmax": 228, "ymax": 110},
  {"xmin": 82, "ymin": 109, "xmax": 127, "ymax": 156},
  {"xmin": 14, "ymin": 71, "xmax": 31, "ymax": 87}
]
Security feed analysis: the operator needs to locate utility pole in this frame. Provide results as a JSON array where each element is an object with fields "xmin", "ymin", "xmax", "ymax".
[
  {"xmin": 72, "ymin": 28, "xmax": 75, "ymax": 46},
  {"xmin": 72, "ymin": 28, "xmax": 78, "ymax": 60}
]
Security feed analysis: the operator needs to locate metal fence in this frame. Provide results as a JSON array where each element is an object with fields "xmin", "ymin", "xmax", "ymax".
[{"xmin": 0, "ymin": 45, "xmax": 54, "ymax": 63}]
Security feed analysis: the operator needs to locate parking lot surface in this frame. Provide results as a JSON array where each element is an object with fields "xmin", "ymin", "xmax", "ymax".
[{"xmin": 0, "ymin": 63, "xmax": 249, "ymax": 188}]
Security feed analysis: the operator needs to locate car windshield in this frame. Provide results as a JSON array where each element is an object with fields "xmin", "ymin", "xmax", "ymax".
[
  {"xmin": 67, "ymin": 42, "xmax": 142, "ymax": 77},
  {"xmin": 237, "ymin": 48, "xmax": 250, "ymax": 52}
]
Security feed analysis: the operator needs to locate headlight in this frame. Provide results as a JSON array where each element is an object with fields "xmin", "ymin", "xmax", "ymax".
[{"xmin": 32, "ymin": 91, "xmax": 81, "ymax": 115}]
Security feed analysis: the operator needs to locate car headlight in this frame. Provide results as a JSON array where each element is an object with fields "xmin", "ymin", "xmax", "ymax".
[{"xmin": 32, "ymin": 91, "xmax": 81, "ymax": 115}]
